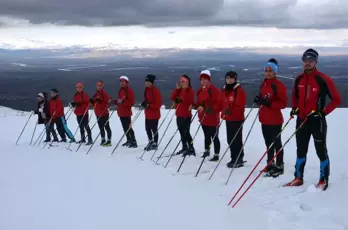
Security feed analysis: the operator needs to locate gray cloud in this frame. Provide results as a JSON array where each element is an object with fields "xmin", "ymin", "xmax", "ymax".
[{"xmin": 0, "ymin": 0, "xmax": 347, "ymax": 29}]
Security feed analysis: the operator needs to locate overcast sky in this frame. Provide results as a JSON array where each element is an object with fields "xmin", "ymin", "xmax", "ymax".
[
  {"xmin": 1, "ymin": 0, "xmax": 347, "ymax": 29},
  {"xmin": 0, "ymin": 0, "xmax": 347, "ymax": 50}
]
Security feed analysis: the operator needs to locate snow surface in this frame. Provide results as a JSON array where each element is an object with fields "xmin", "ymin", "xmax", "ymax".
[{"xmin": 1, "ymin": 106, "xmax": 348, "ymax": 230}]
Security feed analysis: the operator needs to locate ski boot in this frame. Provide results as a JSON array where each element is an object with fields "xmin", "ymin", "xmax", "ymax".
[
  {"xmin": 201, "ymin": 150, "xmax": 210, "ymax": 158},
  {"xmin": 144, "ymin": 141, "xmax": 153, "ymax": 151},
  {"xmin": 268, "ymin": 162, "xmax": 284, "ymax": 178},
  {"xmin": 263, "ymin": 161, "xmax": 276, "ymax": 177},
  {"xmin": 100, "ymin": 139, "xmax": 106, "ymax": 146},
  {"xmin": 69, "ymin": 138, "xmax": 76, "ymax": 143},
  {"xmin": 78, "ymin": 139, "xmax": 86, "ymax": 144},
  {"xmin": 175, "ymin": 148, "xmax": 188, "ymax": 156},
  {"xmin": 227, "ymin": 159, "xmax": 244, "ymax": 168},
  {"xmin": 283, "ymin": 177, "xmax": 304, "ymax": 187},
  {"xmin": 43, "ymin": 139, "xmax": 51, "ymax": 143},
  {"xmin": 59, "ymin": 139, "xmax": 67, "ymax": 143},
  {"xmin": 316, "ymin": 178, "xmax": 329, "ymax": 191},
  {"xmin": 102, "ymin": 140, "xmax": 112, "ymax": 147},
  {"xmin": 128, "ymin": 141, "xmax": 138, "ymax": 148},
  {"xmin": 86, "ymin": 139, "xmax": 93, "ymax": 145},
  {"xmin": 183, "ymin": 147, "xmax": 196, "ymax": 157},
  {"xmin": 122, "ymin": 141, "xmax": 131, "ymax": 147},
  {"xmin": 147, "ymin": 142, "xmax": 158, "ymax": 151},
  {"xmin": 209, "ymin": 153, "xmax": 219, "ymax": 162}
]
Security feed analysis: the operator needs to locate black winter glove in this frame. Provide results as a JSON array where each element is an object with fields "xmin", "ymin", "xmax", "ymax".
[
  {"xmin": 141, "ymin": 101, "xmax": 149, "ymax": 109},
  {"xmin": 95, "ymin": 98, "xmax": 101, "ymax": 103},
  {"xmin": 70, "ymin": 101, "xmax": 76, "ymax": 107},
  {"xmin": 34, "ymin": 110, "xmax": 39, "ymax": 114},
  {"xmin": 254, "ymin": 96, "xmax": 271, "ymax": 107},
  {"xmin": 89, "ymin": 98, "xmax": 94, "ymax": 104},
  {"xmin": 290, "ymin": 108, "xmax": 299, "ymax": 117},
  {"xmin": 224, "ymin": 108, "xmax": 232, "ymax": 116},
  {"xmin": 174, "ymin": 97, "xmax": 182, "ymax": 104}
]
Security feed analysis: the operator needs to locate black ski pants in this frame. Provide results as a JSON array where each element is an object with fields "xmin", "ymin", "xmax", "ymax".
[
  {"xmin": 145, "ymin": 119, "xmax": 159, "ymax": 143},
  {"xmin": 45, "ymin": 120, "xmax": 58, "ymax": 141},
  {"xmin": 97, "ymin": 115, "xmax": 112, "ymax": 140},
  {"xmin": 120, "ymin": 116, "xmax": 136, "ymax": 142},
  {"xmin": 295, "ymin": 116, "xmax": 329, "ymax": 180},
  {"xmin": 202, "ymin": 124, "xmax": 220, "ymax": 154},
  {"xmin": 226, "ymin": 120, "xmax": 244, "ymax": 162},
  {"xmin": 77, "ymin": 115, "xmax": 92, "ymax": 141},
  {"xmin": 53, "ymin": 116, "xmax": 74, "ymax": 141},
  {"xmin": 261, "ymin": 124, "xmax": 283, "ymax": 164},
  {"xmin": 176, "ymin": 116, "xmax": 193, "ymax": 149}
]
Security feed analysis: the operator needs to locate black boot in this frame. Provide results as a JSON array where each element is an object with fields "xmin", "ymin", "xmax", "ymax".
[
  {"xmin": 128, "ymin": 140, "xmax": 138, "ymax": 148},
  {"xmin": 122, "ymin": 140, "xmax": 131, "ymax": 147},
  {"xmin": 263, "ymin": 161, "xmax": 276, "ymax": 177},
  {"xmin": 209, "ymin": 154, "xmax": 219, "ymax": 162},
  {"xmin": 86, "ymin": 139, "xmax": 93, "ymax": 145},
  {"xmin": 100, "ymin": 139, "xmax": 106, "ymax": 146},
  {"xmin": 144, "ymin": 141, "xmax": 153, "ymax": 151},
  {"xmin": 147, "ymin": 142, "xmax": 158, "ymax": 151},
  {"xmin": 202, "ymin": 150, "xmax": 210, "ymax": 158},
  {"xmin": 227, "ymin": 159, "xmax": 245, "ymax": 168},
  {"xmin": 268, "ymin": 162, "xmax": 284, "ymax": 178},
  {"xmin": 183, "ymin": 147, "xmax": 196, "ymax": 157},
  {"xmin": 175, "ymin": 148, "xmax": 188, "ymax": 155}
]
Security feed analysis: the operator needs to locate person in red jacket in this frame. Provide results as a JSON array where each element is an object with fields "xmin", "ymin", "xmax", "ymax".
[
  {"xmin": 253, "ymin": 58, "xmax": 287, "ymax": 177},
  {"xmin": 49, "ymin": 88, "xmax": 75, "ymax": 143},
  {"xmin": 114, "ymin": 76, "xmax": 137, "ymax": 148},
  {"xmin": 90, "ymin": 81, "xmax": 112, "ymax": 147},
  {"xmin": 220, "ymin": 71, "xmax": 247, "ymax": 168},
  {"xmin": 141, "ymin": 74, "xmax": 162, "ymax": 151},
  {"xmin": 196, "ymin": 70, "xmax": 221, "ymax": 162},
  {"xmin": 170, "ymin": 74, "xmax": 195, "ymax": 157},
  {"xmin": 70, "ymin": 82, "xmax": 93, "ymax": 145},
  {"xmin": 285, "ymin": 49, "xmax": 341, "ymax": 190}
]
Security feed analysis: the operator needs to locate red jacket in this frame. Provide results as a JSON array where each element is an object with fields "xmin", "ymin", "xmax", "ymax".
[
  {"xmin": 144, "ymin": 86, "xmax": 162, "ymax": 120},
  {"xmin": 258, "ymin": 78, "xmax": 287, "ymax": 125},
  {"xmin": 49, "ymin": 96, "xmax": 65, "ymax": 120},
  {"xmin": 73, "ymin": 91, "xmax": 90, "ymax": 116},
  {"xmin": 116, "ymin": 86, "xmax": 135, "ymax": 117},
  {"xmin": 292, "ymin": 68, "xmax": 341, "ymax": 120},
  {"xmin": 220, "ymin": 83, "xmax": 246, "ymax": 121},
  {"xmin": 196, "ymin": 83, "xmax": 220, "ymax": 127},
  {"xmin": 92, "ymin": 89, "xmax": 110, "ymax": 117},
  {"xmin": 170, "ymin": 87, "xmax": 194, "ymax": 118}
]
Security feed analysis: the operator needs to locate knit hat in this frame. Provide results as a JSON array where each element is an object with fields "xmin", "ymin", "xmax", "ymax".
[
  {"xmin": 37, "ymin": 93, "xmax": 44, "ymax": 99},
  {"xmin": 120, "ymin": 75, "xmax": 129, "ymax": 82},
  {"xmin": 302, "ymin": 48, "xmax": 319, "ymax": 62},
  {"xmin": 96, "ymin": 80, "xmax": 104, "ymax": 87},
  {"xmin": 200, "ymin": 69, "xmax": 211, "ymax": 81},
  {"xmin": 225, "ymin": 71, "xmax": 238, "ymax": 80},
  {"xmin": 180, "ymin": 74, "xmax": 191, "ymax": 86},
  {"xmin": 76, "ymin": 82, "xmax": 83, "ymax": 88},
  {"xmin": 51, "ymin": 88, "xmax": 59, "ymax": 94},
  {"xmin": 264, "ymin": 58, "xmax": 278, "ymax": 74},
  {"xmin": 145, "ymin": 74, "xmax": 156, "ymax": 84}
]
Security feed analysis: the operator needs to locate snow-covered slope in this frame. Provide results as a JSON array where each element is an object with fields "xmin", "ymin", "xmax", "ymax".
[{"xmin": 0, "ymin": 107, "xmax": 348, "ymax": 230}]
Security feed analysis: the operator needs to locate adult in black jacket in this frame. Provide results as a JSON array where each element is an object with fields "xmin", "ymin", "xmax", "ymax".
[{"xmin": 34, "ymin": 92, "xmax": 58, "ymax": 142}]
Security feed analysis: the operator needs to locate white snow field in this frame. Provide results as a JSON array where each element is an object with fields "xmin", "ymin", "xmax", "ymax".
[{"xmin": 1, "ymin": 106, "xmax": 348, "ymax": 230}]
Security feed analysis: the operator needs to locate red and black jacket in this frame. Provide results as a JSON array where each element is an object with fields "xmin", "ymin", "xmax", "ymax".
[
  {"xmin": 144, "ymin": 86, "xmax": 162, "ymax": 120},
  {"xmin": 92, "ymin": 89, "xmax": 110, "ymax": 117},
  {"xmin": 258, "ymin": 78, "xmax": 287, "ymax": 125},
  {"xmin": 196, "ymin": 83, "xmax": 220, "ymax": 127},
  {"xmin": 220, "ymin": 83, "xmax": 246, "ymax": 122},
  {"xmin": 73, "ymin": 91, "xmax": 90, "ymax": 116},
  {"xmin": 49, "ymin": 95, "xmax": 65, "ymax": 120},
  {"xmin": 292, "ymin": 68, "xmax": 341, "ymax": 119},
  {"xmin": 170, "ymin": 87, "xmax": 194, "ymax": 118},
  {"xmin": 116, "ymin": 86, "xmax": 135, "ymax": 117}
]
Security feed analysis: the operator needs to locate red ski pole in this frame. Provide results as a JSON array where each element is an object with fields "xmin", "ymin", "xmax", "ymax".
[
  {"xmin": 227, "ymin": 116, "xmax": 293, "ymax": 205},
  {"xmin": 230, "ymin": 116, "xmax": 308, "ymax": 208}
]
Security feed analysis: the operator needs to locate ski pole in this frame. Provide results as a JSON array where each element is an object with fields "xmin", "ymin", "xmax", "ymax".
[
  {"xmin": 86, "ymin": 109, "xmax": 116, "ymax": 155},
  {"xmin": 165, "ymin": 113, "xmax": 204, "ymax": 169},
  {"xmin": 110, "ymin": 109, "xmax": 143, "ymax": 155},
  {"xmin": 16, "ymin": 112, "xmax": 33, "ymax": 145},
  {"xmin": 231, "ymin": 116, "xmax": 308, "ymax": 208},
  {"xmin": 208, "ymin": 104, "xmax": 256, "ymax": 180},
  {"xmin": 227, "ymin": 116, "xmax": 293, "ymax": 206},
  {"xmin": 66, "ymin": 106, "xmax": 90, "ymax": 151},
  {"xmin": 224, "ymin": 110, "xmax": 259, "ymax": 185},
  {"xmin": 157, "ymin": 110, "xmax": 198, "ymax": 164},
  {"xmin": 194, "ymin": 117, "xmax": 223, "ymax": 177},
  {"xmin": 149, "ymin": 104, "xmax": 180, "ymax": 161},
  {"xmin": 29, "ymin": 120, "xmax": 38, "ymax": 146},
  {"xmin": 33, "ymin": 112, "xmax": 55, "ymax": 146},
  {"xmin": 138, "ymin": 103, "xmax": 175, "ymax": 160}
]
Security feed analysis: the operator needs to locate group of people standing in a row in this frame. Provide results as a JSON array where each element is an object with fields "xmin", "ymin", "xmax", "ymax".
[{"xmin": 34, "ymin": 48, "xmax": 341, "ymax": 191}]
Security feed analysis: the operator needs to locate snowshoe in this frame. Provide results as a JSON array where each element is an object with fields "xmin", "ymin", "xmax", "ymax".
[
  {"xmin": 102, "ymin": 140, "xmax": 112, "ymax": 147},
  {"xmin": 128, "ymin": 141, "xmax": 138, "ymax": 148},
  {"xmin": 227, "ymin": 160, "xmax": 245, "ymax": 168},
  {"xmin": 316, "ymin": 179, "xmax": 328, "ymax": 191},
  {"xmin": 209, "ymin": 154, "xmax": 219, "ymax": 162},
  {"xmin": 283, "ymin": 177, "xmax": 304, "ymax": 187},
  {"xmin": 175, "ymin": 149, "xmax": 188, "ymax": 156},
  {"xmin": 201, "ymin": 150, "xmax": 210, "ymax": 158}
]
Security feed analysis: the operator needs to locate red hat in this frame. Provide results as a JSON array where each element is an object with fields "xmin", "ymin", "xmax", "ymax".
[
  {"xmin": 200, "ymin": 69, "xmax": 211, "ymax": 81},
  {"xmin": 76, "ymin": 82, "xmax": 83, "ymax": 88}
]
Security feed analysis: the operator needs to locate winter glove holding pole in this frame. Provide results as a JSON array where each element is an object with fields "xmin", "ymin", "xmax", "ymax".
[
  {"xmin": 253, "ymin": 95, "xmax": 271, "ymax": 107},
  {"xmin": 290, "ymin": 108, "xmax": 299, "ymax": 118},
  {"xmin": 174, "ymin": 97, "xmax": 182, "ymax": 104},
  {"xmin": 141, "ymin": 100, "xmax": 149, "ymax": 109}
]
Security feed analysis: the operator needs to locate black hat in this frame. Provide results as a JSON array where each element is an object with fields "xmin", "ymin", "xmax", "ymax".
[
  {"xmin": 145, "ymin": 74, "xmax": 156, "ymax": 84},
  {"xmin": 51, "ymin": 88, "xmax": 59, "ymax": 93},
  {"xmin": 302, "ymin": 48, "xmax": 319, "ymax": 61},
  {"xmin": 225, "ymin": 71, "xmax": 238, "ymax": 80},
  {"xmin": 268, "ymin": 58, "xmax": 278, "ymax": 65}
]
